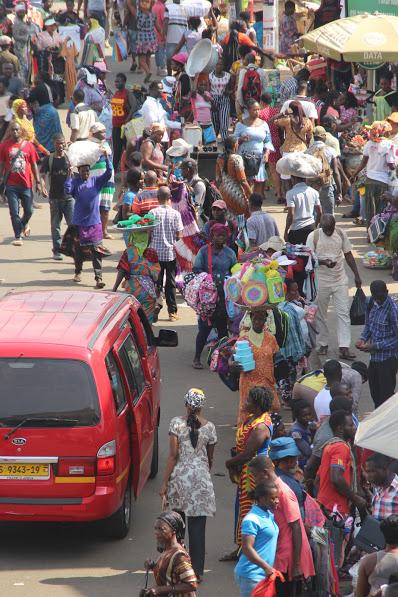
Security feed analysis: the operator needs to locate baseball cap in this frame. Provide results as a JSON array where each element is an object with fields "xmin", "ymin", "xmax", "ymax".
[
  {"xmin": 269, "ymin": 437, "xmax": 301, "ymax": 460},
  {"xmin": 212, "ymin": 200, "xmax": 227, "ymax": 210},
  {"xmin": 313, "ymin": 125, "xmax": 327, "ymax": 139}
]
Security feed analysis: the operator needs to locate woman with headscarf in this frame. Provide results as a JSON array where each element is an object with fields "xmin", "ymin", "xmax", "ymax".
[
  {"xmin": 192, "ymin": 223, "xmax": 236, "ymax": 369},
  {"xmin": 30, "ymin": 94, "xmax": 62, "ymax": 153},
  {"xmin": 113, "ymin": 232, "xmax": 161, "ymax": 323},
  {"xmin": 81, "ymin": 18, "xmax": 105, "ymax": 66},
  {"xmin": 143, "ymin": 511, "xmax": 198, "ymax": 596},
  {"xmin": 231, "ymin": 308, "xmax": 279, "ymax": 425},
  {"xmin": 8, "ymin": 98, "xmax": 55, "ymax": 155},
  {"xmin": 223, "ymin": 386, "xmax": 274, "ymax": 561},
  {"xmin": 159, "ymin": 388, "xmax": 217, "ymax": 583},
  {"xmin": 171, "ymin": 53, "xmax": 191, "ymax": 122}
]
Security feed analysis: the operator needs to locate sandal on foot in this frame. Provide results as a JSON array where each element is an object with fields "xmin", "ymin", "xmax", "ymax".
[{"xmin": 339, "ymin": 348, "xmax": 356, "ymax": 361}]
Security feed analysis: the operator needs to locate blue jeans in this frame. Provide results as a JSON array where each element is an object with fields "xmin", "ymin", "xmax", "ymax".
[
  {"xmin": 6, "ymin": 185, "xmax": 33, "ymax": 240},
  {"xmin": 50, "ymin": 197, "xmax": 75, "ymax": 254},
  {"xmin": 319, "ymin": 183, "xmax": 335, "ymax": 215},
  {"xmin": 234, "ymin": 573, "xmax": 260, "ymax": 597},
  {"xmin": 155, "ymin": 44, "xmax": 166, "ymax": 69}
]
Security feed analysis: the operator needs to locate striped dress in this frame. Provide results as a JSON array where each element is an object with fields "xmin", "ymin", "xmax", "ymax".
[
  {"xmin": 90, "ymin": 142, "xmax": 115, "ymax": 210},
  {"xmin": 234, "ymin": 412, "xmax": 273, "ymax": 546}
]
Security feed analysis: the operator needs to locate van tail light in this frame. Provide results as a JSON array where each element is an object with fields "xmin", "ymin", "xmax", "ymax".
[
  {"xmin": 58, "ymin": 457, "xmax": 96, "ymax": 477},
  {"xmin": 96, "ymin": 440, "xmax": 116, "ymax": 476}
]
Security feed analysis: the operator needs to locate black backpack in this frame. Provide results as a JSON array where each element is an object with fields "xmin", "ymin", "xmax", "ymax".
[{"xmin": 202, "ymin": 178, "xmax": 223, "ymax": 220}]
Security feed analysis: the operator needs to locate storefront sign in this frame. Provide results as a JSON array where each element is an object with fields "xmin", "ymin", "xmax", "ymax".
[{"xmin": 346, "ymin": 0, "xmax": 398, "ymax": 17}]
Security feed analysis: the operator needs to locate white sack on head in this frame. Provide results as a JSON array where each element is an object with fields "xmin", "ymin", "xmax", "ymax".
[
  {"xmin": 67, "ymin": 140, "xmax": 104, "ymax": 168},
  {"xmin": 276, "ymin": 152, "xmax": 323, "ymax": 179},
  {"xmin": 182, "ymin": 0, "xmax": 211, "ymax": 17}
]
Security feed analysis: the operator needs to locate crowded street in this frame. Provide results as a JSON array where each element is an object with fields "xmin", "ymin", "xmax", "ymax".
[{"xmin": 1, "ymin": 1, "xmax": 398, "ymax": 596}]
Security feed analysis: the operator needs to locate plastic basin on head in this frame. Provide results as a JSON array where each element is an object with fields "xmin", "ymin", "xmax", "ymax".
[{"xmin": 185, "ymin": 39, "xmax": 219, "ymax": 77}]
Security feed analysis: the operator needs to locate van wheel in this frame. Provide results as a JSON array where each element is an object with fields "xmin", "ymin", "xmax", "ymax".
[
  {"xmin": 103, "ymin": 481, "xmax": 132, "ymax": 539},
  {"xmin": 149, "ymin": 425, "xmax": 159, "ymax": 479}
]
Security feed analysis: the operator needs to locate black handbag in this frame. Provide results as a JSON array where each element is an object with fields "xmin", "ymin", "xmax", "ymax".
[
  {"xmin": 242, "ymin": 152, "xmax": 262, "ymax": 178},
  {"xmin": 354, "ymin": 515, "xmax": 386, "ymax": 553}
]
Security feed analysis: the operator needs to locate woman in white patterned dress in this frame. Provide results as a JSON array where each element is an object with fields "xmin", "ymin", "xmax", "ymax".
[{"xmin": 159, "ymin": 388, "xmax": 217, "ymax": 584}]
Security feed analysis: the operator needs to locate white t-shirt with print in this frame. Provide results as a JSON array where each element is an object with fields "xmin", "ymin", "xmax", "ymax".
[
  {"xmin": 363, "ymin": 139, "xmax": 395, "ymax": 184},
  {"xmin": 306, "ymin": 227, "xmax": 352, "ymax": 286}
]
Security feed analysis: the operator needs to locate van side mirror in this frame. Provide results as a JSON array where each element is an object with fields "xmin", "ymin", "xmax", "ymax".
[{"xmin": 155, "ymin": 329, "xmax": 178, "ymax": 347}]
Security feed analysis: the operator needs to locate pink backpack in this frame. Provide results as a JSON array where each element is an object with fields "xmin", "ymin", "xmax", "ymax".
[{"xmin": 184, "ymin": 246, "xmax": 218, "ymax": 320}]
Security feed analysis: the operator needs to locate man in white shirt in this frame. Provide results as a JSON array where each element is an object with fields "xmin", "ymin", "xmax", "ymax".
[
  {"xmin": 236, "ymin": 53, "xmax": 268, "ymax": 113},
  {"xmin": 70, "ymin": 89, "xmax": 97, "ymax": 142},
  {"xmin": 352, "ymin": 124, "xmax": 396, "ymax": 227},
  {"xmin": 313, "ymin": 360, "xmax": 342, "ymax": 421},
  {"xmin": 307, "ymin": 215, "xmax": 362, "ymax": 360},
  {"xmin": 164, "ymin": 0, "xmax": 187, "ymax": 74},
  {"xmin": 284, "ymin": 175, "xmax": 322, "ymax": 244},
  {"xmin": 281, "ymin": 80, "xmax": 318, "ymax": 121},
  {"xmin": 141, "ymin": 81, "xmax": 181, "ymax": 142}
]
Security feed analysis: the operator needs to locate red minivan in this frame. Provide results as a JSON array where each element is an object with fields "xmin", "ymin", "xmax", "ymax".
[{"xmin": 0, "ymin": 290, "xmax": 177, "ymax": 538}]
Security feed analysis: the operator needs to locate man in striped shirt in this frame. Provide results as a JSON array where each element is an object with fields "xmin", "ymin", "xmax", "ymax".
[
  {"xmin": 356, "ymin": 280, "xmax": 398, "ymax": 408},
  {"xmin": 132, "ymin": 170, "xmax": 159, "ymax": 216}
]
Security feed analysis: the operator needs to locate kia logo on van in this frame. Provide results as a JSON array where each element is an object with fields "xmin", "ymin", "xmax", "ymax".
[{"xmin": 12, "ymin": 438, "xmax": 26, "ymax": 446}]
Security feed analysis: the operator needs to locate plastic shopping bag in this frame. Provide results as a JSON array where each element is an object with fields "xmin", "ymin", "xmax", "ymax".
[
  {"xmin": 350, "ymin": 288, "xmax": 367, "ymax": 326},
  {"xmin": 251, "ymin": 571, "xmax": 285, "ymax": 597}
]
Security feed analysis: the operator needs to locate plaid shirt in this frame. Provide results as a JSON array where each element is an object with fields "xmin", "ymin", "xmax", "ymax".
[
  {"xmin": 372, "ymin": 475, "xmax": 398, "ymax": 521},
  {"xmin": 149, "ymin": 205, "xmax": 184, "ymax": 262},
  {"xmin": 360, "ymin": 296, "xmax": 398, "ymax": 362},
  {"xmin": 279, "ymin": 76, "xmax": 298, "ymax": 103}
]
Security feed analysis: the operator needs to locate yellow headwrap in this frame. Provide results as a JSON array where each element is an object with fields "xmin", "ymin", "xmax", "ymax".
[{"xmin": 12, "ymin": 99, "xmax": 35, "ymax": 142}]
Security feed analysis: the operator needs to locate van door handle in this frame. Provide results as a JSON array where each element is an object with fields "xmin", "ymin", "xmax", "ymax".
[{"xmin": 151, "ymin": 369, "xmax": 158, "ymax": 379}]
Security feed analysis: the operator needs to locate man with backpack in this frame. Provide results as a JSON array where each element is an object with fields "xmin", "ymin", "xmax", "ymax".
[
  {"xmin": 306, "ymin": 215, "xmax": 362, "ymax": 361},
  {"xmin": 306, "ymin": 126, "xmax": 342, "ymax": 215},
  {"xmin": 236, "ymin": 52, "xmax": 267, "ymax": 115},
  {"xmin": 40, "ymin": 133, "xmax": 73, "ymax": 260}
]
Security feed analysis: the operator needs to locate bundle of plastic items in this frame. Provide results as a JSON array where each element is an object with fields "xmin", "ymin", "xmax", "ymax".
[
  {"xmin": 67, "ymin": 140, "xmax": 104, "ymax": 168},
  {"xmin": 116, "ymin": 212, "xmax": 159, "ymax": 230},
  {"xmin": 224, "ymin": 257, "xmax": 286, "ymax": 309},
  {"xmin": 362, "ymin": 248, "xmax": 392, "ymax": 269}
]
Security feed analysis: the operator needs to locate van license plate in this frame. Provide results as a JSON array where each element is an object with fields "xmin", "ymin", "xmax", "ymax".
[{"xmin": 0, "ymin": 463, "xmax": 50, "ymax": 480}]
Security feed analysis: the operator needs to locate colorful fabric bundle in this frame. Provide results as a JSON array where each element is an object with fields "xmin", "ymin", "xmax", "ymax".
[{"xmin": 112, "ymin": 29, "xmax": 128, "ymax": 62}]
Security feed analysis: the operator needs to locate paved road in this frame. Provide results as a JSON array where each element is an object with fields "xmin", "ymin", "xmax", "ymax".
[{"xmin": 0, "ymin": 58, "xmax": 397, "ymax": 597}]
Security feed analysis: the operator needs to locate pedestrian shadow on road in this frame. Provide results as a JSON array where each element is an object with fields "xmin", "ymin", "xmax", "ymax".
[{"xmin": 41, "ymin": 571, "xmax": 148, "ymax": 595}]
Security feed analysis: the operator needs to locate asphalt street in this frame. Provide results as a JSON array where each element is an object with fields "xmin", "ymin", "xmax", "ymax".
[{"xmin": 0, "ymin": 58, "xmax": 397, "ymax": 597}]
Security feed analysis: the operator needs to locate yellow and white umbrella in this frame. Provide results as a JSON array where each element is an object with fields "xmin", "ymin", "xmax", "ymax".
[{"xmin": 300, "ymin": 13, "xmax": 398, "ymax": 64}]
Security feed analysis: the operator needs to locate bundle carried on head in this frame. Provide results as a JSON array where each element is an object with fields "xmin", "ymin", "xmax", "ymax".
[
  {"xmin": 276, "ymin": 152, "xmax": 322, "ymax": 179},
  {"xmin": 67, "ymin": 140, "xmax": 104, "ymax": 168}
]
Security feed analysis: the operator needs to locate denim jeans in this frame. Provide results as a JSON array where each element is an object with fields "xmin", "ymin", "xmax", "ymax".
[
  {"xmin": 234, "ymin": 573, "xmax": 259, "ymax": 597},
  {"xmin": 50, "ymin": 197, "xmax": 75, "ymax": 254},
  {"xmin": 319, "ymin": 183, "xmax": 335, "ymax": 215},
  {"xmin": 6, "ymin": 185, "xmax": 33, "ymax": 239},
  {"xmin": 155, "ymin": 44, "xmax": 166, "ymax": 69}
]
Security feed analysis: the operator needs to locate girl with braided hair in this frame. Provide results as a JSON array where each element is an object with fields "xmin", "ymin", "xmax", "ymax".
[{"xmin": 159, "ymin": 388, "xmax": 217, "ymax": 583}]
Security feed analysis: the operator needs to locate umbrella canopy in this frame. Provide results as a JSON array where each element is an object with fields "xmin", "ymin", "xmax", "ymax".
[
  {"xmin": 355, "ymin": 392, "xmax": 398, "ymax": 458},
  {"xmin": 300, "ymin": 13, "xmax": 398, "ymax": 63}
]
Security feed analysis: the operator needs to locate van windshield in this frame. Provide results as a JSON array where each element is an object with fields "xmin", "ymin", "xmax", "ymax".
[{"xmin": 0, "ymin": 358, "xmax": 100, "ymax": 426}]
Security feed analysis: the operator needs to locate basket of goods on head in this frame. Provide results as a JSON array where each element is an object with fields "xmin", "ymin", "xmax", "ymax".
[
  {"xmin": 224, "ymin": 257, "xmax": 290, "ymax": 309},
  {"xmin": 362, "ymin": 248, "xmax": 392, "ymax": 269},
  {"xmin": 112, "ymin": 212, "xmax": 160, "ymax": 232}
]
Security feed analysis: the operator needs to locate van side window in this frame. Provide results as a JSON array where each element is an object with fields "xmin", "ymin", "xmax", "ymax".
[
  {"xmin": 105, "ymin": 353, "xmax": 127, "ymax": 414},
  {"xmin": 119, "ymin": 334, "xmax": 146, "ymax": 402}
]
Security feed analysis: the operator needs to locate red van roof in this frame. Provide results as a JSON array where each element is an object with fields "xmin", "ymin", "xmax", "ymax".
[{"xmin": 0, "ymin": 291, "xmax": 129, "ymax": 347}]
